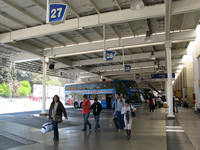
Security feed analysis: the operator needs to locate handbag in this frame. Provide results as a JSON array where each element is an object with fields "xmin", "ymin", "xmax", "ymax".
[
  {"xmin": 54, "ymin": 115, "xmax": 62, "ymax": 123},
  {"xmin": 130, "ymin": 106, "xmax": 136, "ymax": 117},
  {"xmin": 41, "ymin": 121, "xmax": 53, "ymax": 133}
]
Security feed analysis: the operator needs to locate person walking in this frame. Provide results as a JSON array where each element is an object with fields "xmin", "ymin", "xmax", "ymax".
[
  {"xmin": 48, "ymin": 95, "xmax": 68, "ymax": 141},
  {"xmin": 115, "ymin": 93, "xmax": 125, "ymax": 130},
  {"xmin": 91, "ymin": 98, "xmax": 102, "ymax": 131},
  {"xmin": 121, "ymin": 100, "xmax": 136, "ymax": 140},
  {"xmin": 158, "ymin": 96, "xmax": 162, "ymax": 108},
  {"xmin": 149, "ymin": 96, "xmax": 155, "ymax": 113},
  {"xmin": 175, "ymin": 96, "xmax": 179, "ymax": 113},
  {"xmin": 82, "ymin": 95, "xmax": 91, "ymax": 131}
]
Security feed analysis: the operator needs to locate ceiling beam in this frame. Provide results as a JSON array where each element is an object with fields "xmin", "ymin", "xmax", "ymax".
[
  {"xmin": 74, "ymin": 30, "xmax": 92, "ymax": 42},
  {"xmin": 0, "ymin": 0, "xmax": 199, "ymax": 43},
  {"xmin": 89, "ymin": 0, "xmax": 100, "ymax": 14},
  {"xmin": 61, "ymin": 0, "xmax": 80, "ymax": 18},
  {"xmin": 43, "ymin": 31, "xmax": 194, "ymax": 58},
  {"xmin": 89, "ymin": 59, "xmax": 182, "ymax": 72},
  {"xmin": 1, "ymin": 0, "xmax": 43, "ymax": 25},
  {"xmin": 0, "ymin": 12, "xmax": 27, "ymax": 28}
]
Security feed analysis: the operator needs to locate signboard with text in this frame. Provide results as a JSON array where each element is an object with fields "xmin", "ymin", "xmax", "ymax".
[
  {"xmin": 48, "ymin": 4, "xmax": 68, "ymax": 24},
  {"xmin": 151, "ymin": 73, "xmax": 175, "ymax": 81},
  {"xmin": 125, "ymin": 65, "xmax": 131, "ymax": 72},
  {"xmin": 106, "ymin": 51, "xmax": 116, "ymax": 61}
]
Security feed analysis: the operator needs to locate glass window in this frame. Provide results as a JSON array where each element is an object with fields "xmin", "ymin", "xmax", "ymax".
[
  {"xmin": 65, "ymin": 85, "xmax": 70, "ymax": 90},
  {"xmin": 103, "ymin": 82, "xmax": 113, "ymax": 89},
  {"xmin": 90, "ymin": 83, "xmax": 97, "ymax": 89},
  {"xmin": 82, "ymin": 84, "xmax": 89, "ymax": 90},
  {"xmin": 125, "ymin": 81, "xmax": 138, "ymax": 88},
  {"xmin": 77, "ymin": 84, "xmax": 83, "ymax": 90},
  {"xmin": 70, "ymin": 85, "xmax": 76, "ymax": 90},
  {"xmin": 96, "ymin": 83, "xmax": 103, "ymax": 89},
  {"xmin": 114, "ymin": 81, "xmax": 129, "ymax": 99},
  {"xmin": 130, "ymin": 92, "xmax": 141, "ymax": 103}
]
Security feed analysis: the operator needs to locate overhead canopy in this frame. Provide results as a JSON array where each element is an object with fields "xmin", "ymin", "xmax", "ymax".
[{"xmin": 0, "ymin": 0, "xmax": 199, "ymax": 91}]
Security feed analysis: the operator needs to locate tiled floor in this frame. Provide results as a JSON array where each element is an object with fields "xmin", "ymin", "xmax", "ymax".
[{"xmin": 0, "ymin": 103, "xmax": 199, "ymax": 150}]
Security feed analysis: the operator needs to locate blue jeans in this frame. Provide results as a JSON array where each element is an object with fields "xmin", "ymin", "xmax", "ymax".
[
  {"xmin": 83, "ymin": 113, "xmax": 91, "ymax": 129},
  {"xmin": 175, "ymin": 104, "xmax": 179, "ymax": 112},
  {"xmin": 94, "ymin": 115, "xmax": 100, "ymax": 129},
  {"xmin": 52, "ymin": 119, "xmax": 58, "ymax": 139},
  {"xmin": 116, "ymin": 111, "xmax": 124, "ymax": 129}
]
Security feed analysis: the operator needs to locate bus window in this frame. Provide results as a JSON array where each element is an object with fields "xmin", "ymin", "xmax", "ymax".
[
  {"xmin": 70, "ymin": 85, "xmax": 76, "ymax": 90},
  {"xmin": 96, "ymin": 83, "xmax": 103, "ymax": 89},
  {"xmin": 125, "ymin": 81, "xmax": 138, "ymax": 88},
  {"xmin": 103, "ymin": 82, "xmax": 113, "ymax": 89},
  {"xmin": 65, "ymin": 85, "xmax": 70, "ymax": 90},
  {"xmin": 77, "ymin": 84, "xmax": 83, "ymax": 90},
  {"xmin": 90, "ymin": 83, "xmax": 97, "ymax": 89},
  {"xmin": 82, "ymin": 84, "xmax": 89, "ymax": 90},
  {"xmin": 114, "ymin": 81, "xmax": 129, "ymax": 99}
]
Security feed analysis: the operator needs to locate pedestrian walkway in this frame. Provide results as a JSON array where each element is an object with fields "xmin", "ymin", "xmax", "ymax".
[{"xmin": 0, "ymin": 103, "xmax": 199, "ymax": 150}]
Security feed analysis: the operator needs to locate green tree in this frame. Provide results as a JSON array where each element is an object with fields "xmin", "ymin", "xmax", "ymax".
[
  {"xmin": 17, "ymin": 81, "xmax": 31, "ymax": 97},
  {"xmin": 0, "ymin": 67, "xmax": 12, "ymax": 84},
  {"xmin": 0, "ymin": 83, "xmax": 11, "ymax": 97},
  {"xmin": 7, "ymin": 79, "xmax": 21, "ymax": 97}
]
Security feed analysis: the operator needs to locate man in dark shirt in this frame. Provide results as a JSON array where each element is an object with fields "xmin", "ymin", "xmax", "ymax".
[{"xmin": 91, "ymin": 98, "xmax": 102, "ymax": 131}]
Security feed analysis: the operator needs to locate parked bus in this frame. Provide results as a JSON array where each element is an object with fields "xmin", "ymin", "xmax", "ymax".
[{"xmin": 64, "ymin": 80, "xmax": 141, "ymax": 109}]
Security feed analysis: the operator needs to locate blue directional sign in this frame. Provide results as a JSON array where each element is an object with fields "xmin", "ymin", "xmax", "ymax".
[
  {"xmin": 151, "ymin": 73, "xmax": 175, "ymax": 81},
  {"xmin": 125, "ymin": 65, "xmax": 131, "ymax": 72},
  {"xmin": 49, "ymin": 4, "xmax": 68, "ymax": 24},
  {"xmin": 106, "ymin": 51, "xmax": 115, "ymax": 61},
  {"xmin": 135, "ymin": 74, "xmax": 140, "ymax": 79},
  {"xmin": 151, "ymin": 73, "xmax": 175, "ymax": 79},
  {"xmin": 141, "ymin": 78, "xmax": 145, "ymax": 83}
]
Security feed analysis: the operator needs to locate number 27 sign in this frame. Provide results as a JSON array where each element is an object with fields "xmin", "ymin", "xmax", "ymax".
[{"xmin": 49, "ymin": 4, "xmax": 68, "ymax": 24}]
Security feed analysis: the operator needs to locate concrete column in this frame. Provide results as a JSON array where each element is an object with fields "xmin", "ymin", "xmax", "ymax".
[
  {"xmin": 166, "ymin": 41, "xmax": 175, "ymax": 118},
  {"xmin": 40, "ymin": 57, "xmax": 48, "ymax": 116},
  {"xmin": 193, "ymin": 49, "xmax": 200, "ymax": 111}
]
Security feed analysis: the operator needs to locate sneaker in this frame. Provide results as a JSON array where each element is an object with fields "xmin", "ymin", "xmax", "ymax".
[
  {"xmin": 82, "ymin": 128, "xmax": 86, "ymax": 131},
  {"xmin": 94, "ymin": 129, "xmax": 97, "ymax": 131}
]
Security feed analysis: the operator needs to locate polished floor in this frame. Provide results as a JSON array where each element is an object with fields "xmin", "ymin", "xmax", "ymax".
[{"xmin": 0, "ymin": 103, "xmax": 199, "ymax": 150}]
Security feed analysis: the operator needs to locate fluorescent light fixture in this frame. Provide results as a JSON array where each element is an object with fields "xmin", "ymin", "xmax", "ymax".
[{"xmin": 130, "ymin": 0, "xmax": 145, "ymax": 10}]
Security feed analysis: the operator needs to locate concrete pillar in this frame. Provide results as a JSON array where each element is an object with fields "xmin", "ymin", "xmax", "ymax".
[
  {"xmin": 166, "ymin": 41, "xmax": 175, "ymax": 118},
  {"xmin": 40, "ymin": 57, "xmax": 48, "ymax": 116},
  {"xmin": 193, "ymin": 49, "xmax": 200, "ymax": 111}
]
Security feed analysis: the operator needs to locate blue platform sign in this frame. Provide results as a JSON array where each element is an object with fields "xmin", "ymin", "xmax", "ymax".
[
  {"xmin": 49, "ymin": 4, "xmax": 68, "ymax": 24},
  {"xmin": 106, "ymin": 51, "xmax": 115, "ymax": 61},
  {"xmin": 135, "ymin": 74, "xmax": 140, "ymax": 79},
  {"xmin": 141, "ymin": 78, "xmax": 145, "ymax": 83},
  {"xmin": 151, "ymin": 73, "xmax": 175, "ymax": 81},
  {"xmin": 125, "ymin": 65, "xmax": 131, "ymax": 72}
]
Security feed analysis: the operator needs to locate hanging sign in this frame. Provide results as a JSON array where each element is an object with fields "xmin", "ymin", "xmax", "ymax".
[
  {"xmin": 135, "ymin": 74, "xmax": 140, "ymax": 79},
  {"xmin": 125, "ymin": 65, "xmax": 131, "ymax": 72},
  {"xmin": 141, "ymin": 78, "xmax": 145, "ymax": 83},
  {"xmin": 48, "ymin": 4, "xmax": 68, "ymax": 24},
  {"xmin": 151, "ymin": 73, "xmax": 175, "ymax": 81},
  {"xmin": 106, "ymin": 51, "xmax": 116, "ymax": 61}
]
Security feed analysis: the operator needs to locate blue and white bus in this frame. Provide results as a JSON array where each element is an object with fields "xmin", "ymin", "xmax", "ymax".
[{"xmin": 64, "ymin": 80, "xmax": 141, "ymax": 108}]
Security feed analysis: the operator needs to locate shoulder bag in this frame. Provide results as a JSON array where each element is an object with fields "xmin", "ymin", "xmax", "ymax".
[
  {"xmin": 130, "ymin": 106, "xmax": 136, "ymax": 117},
  {"xmin": 55, "ymin": 115, "xmax": 62, "ymax": 123}
]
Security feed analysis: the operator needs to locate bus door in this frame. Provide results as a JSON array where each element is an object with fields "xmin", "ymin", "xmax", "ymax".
[{"xmin": 106, "ymin": 94, "xmax": 112, "ymax": 109}]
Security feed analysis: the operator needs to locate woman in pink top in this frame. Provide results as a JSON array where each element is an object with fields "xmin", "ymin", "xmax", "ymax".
[{"xmin": 82, "ymin": 95, "xmax": 91, "ymax": 131}]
